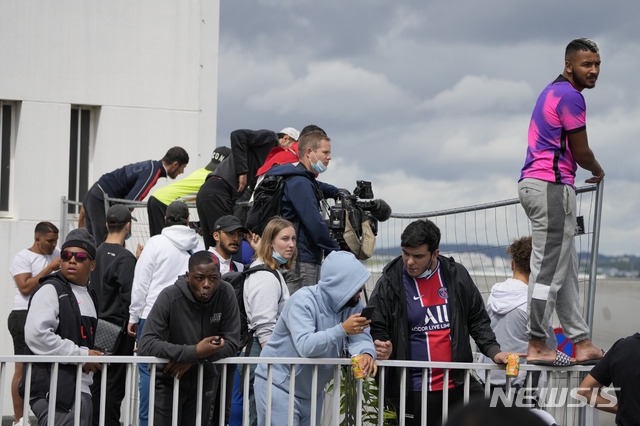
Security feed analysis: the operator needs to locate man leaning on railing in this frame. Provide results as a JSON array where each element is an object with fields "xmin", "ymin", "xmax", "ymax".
[
  {"xmin": 368, "ymin": 219, "xmax": 511, "ymax": 426},
  {"xmin": 21, "ymin": 228, "xmax": 105, "ymax": 425}
]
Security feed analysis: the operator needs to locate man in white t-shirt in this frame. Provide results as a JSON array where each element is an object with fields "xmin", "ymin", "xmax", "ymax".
[{"xmin": 8, "ymin": 222, "xmax": 61, "ymax": 426}]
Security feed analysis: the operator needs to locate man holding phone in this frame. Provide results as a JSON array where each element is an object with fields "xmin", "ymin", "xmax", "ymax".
[
  {"xmin": 254, "ymin": 251, "xmax": 377, "ymax": 426},
  {"xmin": 139, "ymin": 251, "xmax": 240, "ymax": 426}
]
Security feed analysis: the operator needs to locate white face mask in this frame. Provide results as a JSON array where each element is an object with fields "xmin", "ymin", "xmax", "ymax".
[{"xmin": 310, "ymin": 152, "xmax": 327, "ymax": 174}]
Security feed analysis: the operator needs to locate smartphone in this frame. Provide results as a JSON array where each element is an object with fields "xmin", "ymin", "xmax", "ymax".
[
  {"xmin": 360, "ymin": 306, "xmax": 375, "ymax": 320},
  {"xmin": 211, "ymin": 338, "xmax": 221, "ymax": 345}
]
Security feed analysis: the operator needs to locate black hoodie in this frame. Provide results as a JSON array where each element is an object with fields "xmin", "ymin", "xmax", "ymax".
[{"xmin": 139, "ymin": 276, "xmax": 240, "ymax": 381}]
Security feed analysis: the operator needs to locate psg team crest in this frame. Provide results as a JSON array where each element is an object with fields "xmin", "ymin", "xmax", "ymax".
[{"xmin": 438, "ymin": 287, "xmax": 448, "ymax": 299}]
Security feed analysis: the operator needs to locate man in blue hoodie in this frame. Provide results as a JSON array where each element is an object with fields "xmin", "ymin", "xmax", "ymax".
[{"xmin": 254, "ymin": 251, "xmax": 377, "ymax": 426}]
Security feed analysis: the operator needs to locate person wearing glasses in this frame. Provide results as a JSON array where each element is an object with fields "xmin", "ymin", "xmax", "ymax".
[{"xmin": 23, "ymin": 228, "xmax": 104, "ymax": 425}]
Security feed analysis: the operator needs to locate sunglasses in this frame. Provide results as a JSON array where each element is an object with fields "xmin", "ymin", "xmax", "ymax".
[{"xmin": 61, "ymin": 250, "xmax": 92, "ymax": 263}]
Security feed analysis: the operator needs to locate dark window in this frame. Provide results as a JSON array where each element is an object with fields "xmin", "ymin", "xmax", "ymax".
[
  {"xmin": 0, "ymin": 102, "xmax": 13, "ymax": 212},
  {"xmin": 68, "ymin": 107, "xmax": 92, "ymax": 214}
]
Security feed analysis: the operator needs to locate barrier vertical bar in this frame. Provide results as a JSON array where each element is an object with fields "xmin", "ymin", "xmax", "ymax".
[
  {"xmin": 47, "ymin": 363, "xmax": 59, "ymax": 425},
  {"xmin": 61, "ymin": 196, "xmax": 68, "ymax": 241},
  {"xmin": 399, "ymin": 368, "xmax": 406, "ymax": 426},
  {"xmin": 310, "ymin": 365, "xmax": 318, "ymax": 426},
  {"xmin": 421, "ymin": 368, "xmax": 428, "ymax": 426},
  {"xmin": 218, "ymin": 364, "xmax": 227, "ymax": 426},
  {"xmin": 332, "ymin": 366, "xmax": 340, "ymax": 426},
  {"xmin": 442, "ymin": 369, "xmax": 450, "ymax": 425},
  {"xmin": 196, "ymin": 363, "xmax": 204, "ymax": 426},
  {"xmin": 586, "ymin": 182, "xmax": 604, "ymax": 333},
  {"xmin": 355, "ymin": 376, "xmax": 364, "ymax": 425},
  {"xmin": 288, "ymin": 364, "xmax": 296, "ymax": 426},
  {"xmin": 74, "ymin": 363, "xmax": 82, "ymax": 426},
  {"xmin": 378, "ymin": 367, "xmax": 385, "ymax": 426},
  {"xmin": 243, "ymin": 361, "xmax": 251, "ymax": 426},
  {"xmin": 265, "ymin": 365, "xmax": 273, "ymax": 426},
  {"xmin": 22, "ymin": 363, "xmax": 32, "ymax": 425},
  {"xmin": 0, "ymin": 362, "xmax": 5, "ymax": 420},
  {"xmin": 149, "ymin": 364, "xmax": 157, "ymax": 426},
  {"xmin": 123, "ymin": 363, "xmax": 132, "ymax": 426},
  {"xmin": 171, "ymin": 376, "xmax": 179, "ymax": 426},
  {"xmin": 99, "ymin": 363, "xmax": 109, "ymax": 426}
]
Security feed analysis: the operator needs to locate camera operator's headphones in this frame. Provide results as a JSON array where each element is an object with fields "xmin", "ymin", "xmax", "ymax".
[{"xmin": 343, "ymin": 217, "xmax": 375, "ymax": 260}]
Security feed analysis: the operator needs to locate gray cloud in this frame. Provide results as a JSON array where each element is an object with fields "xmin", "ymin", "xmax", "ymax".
[{"xmin": 216, "ymin": 1, "xmax": 640, "ymax": 254}]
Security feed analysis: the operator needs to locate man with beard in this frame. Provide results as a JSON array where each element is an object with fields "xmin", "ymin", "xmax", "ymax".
[
  {"xmin": 83, "ymin": 146, "xmax": 189, "ymax": 243},
  {"xmin": 519, "ymin": 38, "xmax": 605, "ymax": 366},
  {"xmin": 139, "ymin": 251, "xmax": 240, "ymax": 426},
  {"xmin": 209, "ymin": 215, "xmax": 247, "ymax": 274},
  {"xmin": 368, "ymin": 219, "xmax": 510, "ymax": 426},
  {"xmin": 254, "ymin": 251, "xmax": 377, "ymax": 426}
]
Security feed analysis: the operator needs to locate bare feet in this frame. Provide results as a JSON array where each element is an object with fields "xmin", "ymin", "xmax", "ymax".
[
  {"xmin": 527, "ymin": 339, "xmax": 576, "ymax": 363},
  {"xmin": 574, "ymin": 339, "xmax": 604, "ymax": 363}
]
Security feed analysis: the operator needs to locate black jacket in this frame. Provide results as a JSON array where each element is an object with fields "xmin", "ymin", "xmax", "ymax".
[
  {"xmin": 138, "ymin": 276, "xmax": 240, "ymax": 382},
  {"xmin": 368, "ymin": 255, "xmax": 500, "ymax": 399},
  {"xmin": 211, "ymin": 129, "xmax": 278, "ymax": 191},
  {"xmin": 20, "ymin": 272, "xmax": 98, "ymax": 410}
]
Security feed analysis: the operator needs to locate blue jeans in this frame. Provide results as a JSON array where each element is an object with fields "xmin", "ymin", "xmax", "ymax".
[{"xmin": 137, "ymin": 319, "xmax": 149, "ymax": 426}]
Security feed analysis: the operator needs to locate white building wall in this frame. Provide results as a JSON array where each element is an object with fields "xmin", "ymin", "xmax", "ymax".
[{"xmin": 0, "ymin": 0, "xmax": 220, "ymax": 417}]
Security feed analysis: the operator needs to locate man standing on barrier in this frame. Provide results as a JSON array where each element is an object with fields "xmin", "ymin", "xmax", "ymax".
[
  {"xmin": 368, "ymin": 219, "xmax": 510, "ymax": 426},
  {"xmin": 519, "ymin": 38, "xmax": 605, "ymax": 366},
  {"xmin": 254, "ymin": 251, "xmax": 377, "ymax": 426},
  {"xmin": 139, "ymin": 251, "xmax": 240, "ymax": 426},
  {"xmin": 83, "ymin": 146, "xmax": 189, "ymax": 243}
]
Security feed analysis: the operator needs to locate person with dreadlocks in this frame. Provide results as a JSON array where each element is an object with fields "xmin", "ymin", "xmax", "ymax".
[{"xmin": 139, "ymin": 250, "xmax": 240, "ymax": 426}]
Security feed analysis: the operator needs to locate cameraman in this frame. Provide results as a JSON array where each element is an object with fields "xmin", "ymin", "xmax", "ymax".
[{"xmin": 263, "ymin": 129, "xmax": 339, "ymax": 293}]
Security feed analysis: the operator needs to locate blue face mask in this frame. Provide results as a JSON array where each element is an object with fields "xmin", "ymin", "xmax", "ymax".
[
  {"xmin": 416, "ymin": 256, "xmax": 435, "ymax": 279},
  {"xmin": 310, "ymin": 152, "xmax": 327, "ymax": 174},
  {"xmin": 272, "ymin": 250, "xmax": 288, "ymax": 265},
  {"xmin": 125, "ymin": 231, "xmax": 132, "ymax": 241}
]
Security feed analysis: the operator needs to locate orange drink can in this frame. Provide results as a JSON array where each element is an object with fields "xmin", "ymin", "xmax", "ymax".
[
  {"xmin": 506, "ymin": 354, "xmax": 520, "ymax": 377},
  {"xmin": 351, "ymin": 354, "xmax": 367, "ymax": 379}
]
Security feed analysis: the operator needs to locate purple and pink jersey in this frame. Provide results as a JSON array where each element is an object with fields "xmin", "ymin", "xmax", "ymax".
[
  {"xmin": 520, "ymin": 75, "xmax": 586, "ymax": 187},
  {"xmin": 403, "ymin": 264, "xmax": 454, "ymax": 392}
]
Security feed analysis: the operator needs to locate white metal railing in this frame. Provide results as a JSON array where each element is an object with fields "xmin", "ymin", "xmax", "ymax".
[{"xmin": 1, "ymin": 355, "xmax": 597, "ymax": 426}]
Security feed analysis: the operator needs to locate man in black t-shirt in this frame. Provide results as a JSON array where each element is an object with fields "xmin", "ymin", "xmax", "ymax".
[
  {"xmin": 578, "ymin": 333, "xmax": 640, "ymax": 426},
  {"xmin": 89, "ymin": 204, "xmax": 138, "ymax": 426}
]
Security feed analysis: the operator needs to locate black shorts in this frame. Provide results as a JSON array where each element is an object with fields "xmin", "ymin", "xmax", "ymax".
[{"xmin": 7, "ymin": 310, "xmax": 28, "ymax": 355}]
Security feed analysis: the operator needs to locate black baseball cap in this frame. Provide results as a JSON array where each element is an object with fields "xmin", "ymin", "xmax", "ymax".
[
  {"xmin": 213, "ymin": 215, "xmax": 249, "ymax": 234},
  {"xmin": 106, "ymin": 204, "xmax": 135, "ymax": 224}
]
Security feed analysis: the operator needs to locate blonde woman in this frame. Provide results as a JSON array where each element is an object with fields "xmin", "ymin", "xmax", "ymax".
[{"xmin": 243, "ymin": 216, "xmax": 296, "ymax": 425}]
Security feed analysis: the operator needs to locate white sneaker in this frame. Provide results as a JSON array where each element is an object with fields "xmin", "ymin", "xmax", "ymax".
[{"xmin": 13, "ymin": 418, "xmax": 26, "ymax": 426}]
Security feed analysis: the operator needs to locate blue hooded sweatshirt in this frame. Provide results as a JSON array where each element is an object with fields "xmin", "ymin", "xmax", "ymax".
[{"xmin": 256, "ymin": 251, "xmax": 376, "ymax": 400}]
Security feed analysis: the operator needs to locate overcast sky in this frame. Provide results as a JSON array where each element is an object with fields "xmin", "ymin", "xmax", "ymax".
[{"xmin": 215, "ymin": 1, "xmax": 640, "ymax": 255}]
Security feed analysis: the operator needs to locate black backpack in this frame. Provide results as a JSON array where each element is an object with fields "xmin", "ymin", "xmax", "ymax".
[
  {"xmin": 245, "ymin": 174, "xmax": 293, "ymax": 236},
  {"xmin": 223, "ymin": 264, "xmax": 285, "ymax": 354}
]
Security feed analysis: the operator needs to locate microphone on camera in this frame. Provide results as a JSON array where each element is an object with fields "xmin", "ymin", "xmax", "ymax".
[{"xmin": 359, "ymin": 199, "xmax": 391, "ymax": 222}]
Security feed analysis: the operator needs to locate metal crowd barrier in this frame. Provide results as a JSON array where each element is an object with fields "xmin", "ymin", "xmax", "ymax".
[{"xmin": 1, "ymin": 355, "xmax": 600, "ymax": 426}]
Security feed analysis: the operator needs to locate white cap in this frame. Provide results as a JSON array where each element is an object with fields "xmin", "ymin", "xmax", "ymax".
[{"xmin": 278, "ymin": 127, "xmax": 300, "ymax": 141}]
